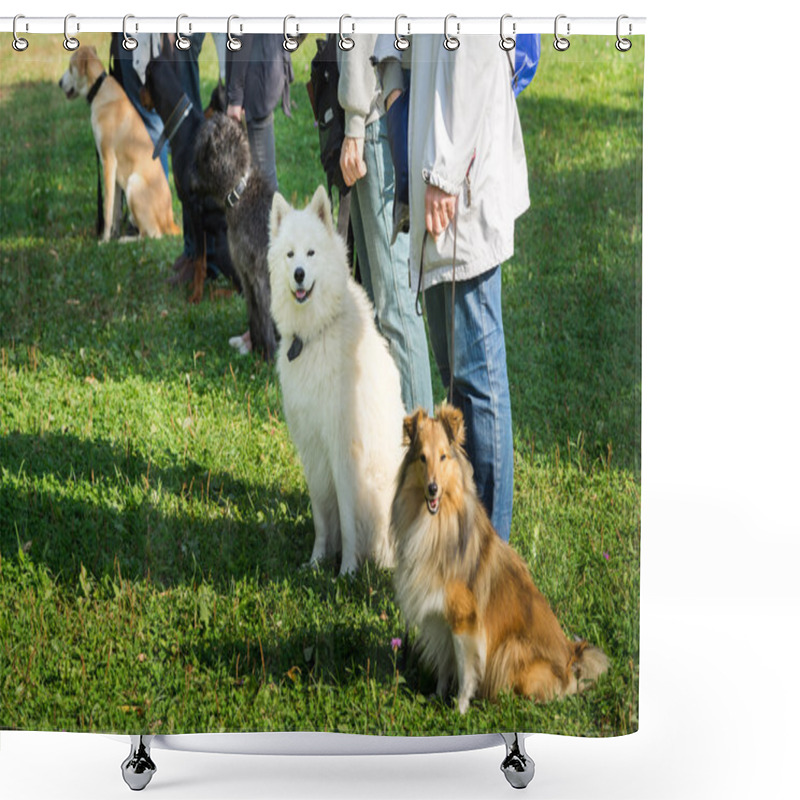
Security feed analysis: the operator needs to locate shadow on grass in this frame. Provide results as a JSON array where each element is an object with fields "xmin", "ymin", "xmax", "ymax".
[{"xmin": 0, "ymin": 430, "xmax": 311, "ymax": 588}]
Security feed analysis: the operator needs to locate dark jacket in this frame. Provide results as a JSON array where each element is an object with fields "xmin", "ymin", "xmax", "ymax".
[{"xmin": 226, "ymin": 34, "xmax": 293, "ymax": 121}]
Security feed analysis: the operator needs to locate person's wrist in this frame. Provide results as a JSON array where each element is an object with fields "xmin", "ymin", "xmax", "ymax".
[{"xmin": 385, "ymin": 89, "xmax": 402, "ymax": 111}]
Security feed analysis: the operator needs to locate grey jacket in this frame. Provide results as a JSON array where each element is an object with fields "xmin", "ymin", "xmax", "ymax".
[
  {"xmin": 376, "ymin": 35, "xmax": 529, "ymax": 289},
  {"xmin": 337, "ymin": 34, "xmax": 383, "ymax": 139}
]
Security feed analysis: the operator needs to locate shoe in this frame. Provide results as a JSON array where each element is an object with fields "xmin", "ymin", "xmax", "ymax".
[{"xmin": 167, "ymin": 256, "xmax": 196, "ymax": 286}]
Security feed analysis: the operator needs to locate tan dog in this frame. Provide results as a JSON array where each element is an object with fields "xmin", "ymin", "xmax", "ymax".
[
  {"xmin": 59, "ymin": 46, "xmax": 179, "ymax": 241},
  {"xmin": 392, "ymin": 405, "xmax": 609, "ymax": 713}
]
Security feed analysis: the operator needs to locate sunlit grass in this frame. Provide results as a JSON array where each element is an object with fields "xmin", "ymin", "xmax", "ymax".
[{"xmin": 1, "ymin": 35, "xmax": 642, "ymax": 737}]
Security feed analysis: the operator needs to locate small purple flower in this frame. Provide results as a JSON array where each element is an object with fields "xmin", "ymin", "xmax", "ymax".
[
  {"xmin": 603, "ymin": 551, "xmax": 610, "ymax": 561},
  {"xmin": 391, "ymin": 637, "xmax": 402, "ymax": 651}
]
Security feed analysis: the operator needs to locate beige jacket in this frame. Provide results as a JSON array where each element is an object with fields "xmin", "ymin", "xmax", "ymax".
[
  {"xmin": 376, "ymin": 35, "xmax": 529, "ymax": 289},
  {"xmin": 337, "ymin": 34, "xmax": 382, "ymax": 140}
]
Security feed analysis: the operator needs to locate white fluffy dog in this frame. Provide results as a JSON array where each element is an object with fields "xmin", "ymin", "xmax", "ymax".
[{"xmin": 268, "ymin": 187, "xmax": 406, "ymax": 576}]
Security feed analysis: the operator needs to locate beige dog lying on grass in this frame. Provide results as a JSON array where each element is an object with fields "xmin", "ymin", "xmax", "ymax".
[{"xmin": 59, "ymin": 46, "xmax": 179, "ymax": 241}]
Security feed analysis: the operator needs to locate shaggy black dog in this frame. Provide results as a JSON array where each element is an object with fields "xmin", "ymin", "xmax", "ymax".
[
  {"xmin": 141, "ymin": 54, "xmax": 237, "ymax": 302},
  {"xmin": 192, "ymin": 114, "xmax": 278, "ymax": 361}
]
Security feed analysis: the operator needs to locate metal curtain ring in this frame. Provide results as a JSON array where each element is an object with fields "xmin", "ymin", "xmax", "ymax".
[
  {"xmin": 283, "ymin": 16, "xmax": 299, "ymax": 52},
  {"xmin": 394, "ymin": 14, "xmax": 410, "ymax": 51},
  {"xmin": 63, "ymin": 14, "xmax": 80, "ymax": 51},
  {"xmin": 553, "ymin": 14, "xmax": 570, "ymax": 51},
  {"xmin": 339, "ymin": 15, "xmax": 355, "ymax": 51},
  {"xmin": 616, "ymin": 14, "xmax": 632, "ymax": 52},
  {"xmin": 12, "ymin": 14, "xmax": 29, "ymax": 52},
  {"xmin": 443, "ymin": 14, "xmax": 460, "ymax": 51},
  {"xmin": 227, "ymin": 15, "xmax": 242, "ymax": 51},
  {"xmin": 499, "ymin": 14, "xmax": 516, "ymax": 51},
  {"xmin": 121, "ymin": 15, "xmax": 138, "ymax": 51},
  {"xmin": 175, "ymin": 14, "xmax": 191, "ymax": 51}
]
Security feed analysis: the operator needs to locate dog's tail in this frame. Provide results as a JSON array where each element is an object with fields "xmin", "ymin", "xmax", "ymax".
[
  {"xmin": 569, "ymin": 640, "xmax": 610, "ymax": 691},
  {"xmin": 162, "ymin": 210, "xmax": 181, "ymax": 237}
]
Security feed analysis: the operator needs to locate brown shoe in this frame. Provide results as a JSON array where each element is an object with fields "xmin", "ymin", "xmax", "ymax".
[{"xmin": 167, "ymin": 255, "xmax": 195, "ymax": 285}]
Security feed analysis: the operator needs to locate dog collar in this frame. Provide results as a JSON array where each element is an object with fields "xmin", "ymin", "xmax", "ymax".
[
  {"xmin": 287, "ymin": 335, "xmax": 304, "ymax": 362},
  {"xmin": 86, "ymin": 71, "xmax": 107, "ymax": 105},
  {"xmin": 152, "ymin": 94, "xmax": 193, "ymax": 160},
  {"xmin": 225, "ymin": 173, "xmax": 250, "ymax": 209}
]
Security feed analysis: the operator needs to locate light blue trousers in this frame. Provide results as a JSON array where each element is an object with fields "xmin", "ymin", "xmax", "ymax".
[{"xmin": 349, "ymin": 116, "xmax": 433, "ymax": 416}]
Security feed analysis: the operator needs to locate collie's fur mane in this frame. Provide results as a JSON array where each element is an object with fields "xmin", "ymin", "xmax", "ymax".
[{"xmin": 391, "ymin": 404, "xmax": 609, "ymax": 713}]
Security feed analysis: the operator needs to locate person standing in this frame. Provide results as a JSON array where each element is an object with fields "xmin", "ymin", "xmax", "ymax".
[
  {"xmin": 377, "ymin": 35, "xmax": 529, "ymax": 541},
  {"xmin": 337, "ymin": 36, "xmax": 433, "ymax": 415}
]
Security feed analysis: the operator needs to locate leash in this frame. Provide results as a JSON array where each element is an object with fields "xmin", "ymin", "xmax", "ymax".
[
  {"xmin": 152, "ymin": 93, "xmax": 193, "ymax": 160},
  {"xmin": 414, "ymin": 199, "xmax": 459, "ymax": 406}
]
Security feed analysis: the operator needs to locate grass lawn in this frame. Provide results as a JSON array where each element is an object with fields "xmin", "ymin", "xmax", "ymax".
[{"xmin": 0, "ymin": 33, "xmax": 642, "ymax": 738}]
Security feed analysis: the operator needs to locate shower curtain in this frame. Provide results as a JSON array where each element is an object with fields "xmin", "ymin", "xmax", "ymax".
[{"xmin": 0, "ymin": 15, "xmax": 642, "ymax": 749}]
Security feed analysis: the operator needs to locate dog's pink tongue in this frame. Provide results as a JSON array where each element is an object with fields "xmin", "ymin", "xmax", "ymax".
[{"xmin": 295, "ymin": 289, "xmax": 307, "ymax": 301}]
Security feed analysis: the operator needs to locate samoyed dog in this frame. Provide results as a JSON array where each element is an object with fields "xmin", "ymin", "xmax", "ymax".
[{"xmin": 268, "ymin": 186, "xmax": 406, "ymax": 576}]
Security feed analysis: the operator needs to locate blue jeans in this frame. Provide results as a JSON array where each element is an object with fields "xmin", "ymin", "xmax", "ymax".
[
  {"xmin": 350, "ymin": 116, "xmax": 433, "ymax": 415},
  {"xmin": 246, "ymin": 112, "xmax": 279, "ymax": 195},
  {"xmin": 425, "ymin": 266, "xmax": 514, "ymax": 541}
]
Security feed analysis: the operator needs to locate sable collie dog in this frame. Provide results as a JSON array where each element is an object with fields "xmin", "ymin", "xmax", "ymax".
[{"xmin": 392, "ymin": 405, "xmax": 609, "ymax": 713}]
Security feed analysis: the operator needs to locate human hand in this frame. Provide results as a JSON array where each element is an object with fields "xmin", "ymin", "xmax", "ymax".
[
  {"xmin": 226, "ymin": 104, "xmax": 243, "ymax": 123},
  {"xmin": 425, "ymin": 184, "xmax": 458, "ymax": 239},
  {"xmin": 385, "ymin": 89, "xmax": 403, "ymax": 111},
  {"xmin": 340, "ymin": 136, "xmax": 367, "ymax": 187}
]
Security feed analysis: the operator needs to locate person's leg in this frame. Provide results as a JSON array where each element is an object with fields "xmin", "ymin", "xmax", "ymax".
[
  {"xmin": 172, "ymin": 33, "xmax": 205, "ymax": 262},
  {"xmin": 246, "ymin": 112, "xmax": 278, "ymax": 194},
  {"xmin": 425, "ymin": 267, "xmax": 513, "ymax": 541},
  {"xmin": 172, "ymin": 32, "xmax": 204, "ymax": 110},
  {"xmin": 351, "ymin": 117, "xmax": 433, "ymax": 414}
]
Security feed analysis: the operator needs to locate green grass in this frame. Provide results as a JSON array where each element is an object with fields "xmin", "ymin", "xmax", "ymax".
[{"xmin": 0, "ymin": 34, "xmax": 642, "ymax": 738}]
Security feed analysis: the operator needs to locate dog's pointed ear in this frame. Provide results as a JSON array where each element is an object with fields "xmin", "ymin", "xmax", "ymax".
[
  {"xmin": 437, "ymin": 404, "xmax": 465, "ymax": 447},
  {"xmin": 308, "ymin": 185, "xmax": 334, "ymax": 233},
  {"xmin": 270, "ymin": 193, "xmax": 291, "ymax": 240},
  {"xmin": 403, "ymin": 408, "xmax": 428, "ymax": 447}
]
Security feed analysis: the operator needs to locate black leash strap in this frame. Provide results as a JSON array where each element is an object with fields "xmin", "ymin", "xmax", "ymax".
[
  {"xmin": 152, "ymin": 94, "xmax": 193, "ymax": 160},
  {"xmin": 414, "ymin": 201, "xmax": 459, "ymax": 405}
]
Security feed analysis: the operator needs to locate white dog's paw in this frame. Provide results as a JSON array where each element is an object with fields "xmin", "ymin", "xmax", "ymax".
[
  {"xmin": 228, "ymin": 335, "xmax": 252, "ymax": 355},
  {"xmin": 338, "ymin": 560, "xmax": 358, "ymax": 578}
]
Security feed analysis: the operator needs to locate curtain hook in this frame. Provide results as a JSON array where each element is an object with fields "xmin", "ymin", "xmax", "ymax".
[
  {"xmin": 121, "ymin": 15, "xmax": 138, "ymax": 51},
  {"xmin": 175, "ymin": 14, "xmax": 191, "ymax": 51},
  {"xmin": 227, "ymin": 15, "xmax": 242, "ymax": 51},
  {"xmin": 394, "ymin": 14, "xmax": 410, "ymax": 51},
  {"xmin": 443, "ymin": 14, "xmax": 460, "ymax": 51},
  {"xmin": 615, "ymin": 15, "xmax": 632, "ymax": 52},
  {"xmin": 500, "ymin": 14, "xmax": 516, "ymax": 51},
  {"xmin": 553, "ymin": 14, "xmax": 570, "ymax": 51},
  {"xmin": 63, "ymin": 14, "xmax": 80, "ymax": 51},
  {"xmin": 338, "ymin": 15, "xmax": 355, "ymax": 51},
  {"xmin": 283, "ymin": 15, "xmax": 299, "ymax": 52},
  {"xmin": 12, "ymin": 14, "xmax": 29, "ymax": 52}
]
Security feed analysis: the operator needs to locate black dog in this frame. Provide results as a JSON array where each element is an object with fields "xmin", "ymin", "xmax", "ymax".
[
  {"xmin": 191, "ymin": 114, "xmax": 278, "ymax": 361},
  {"xmin": 141, "ymin": 55, "xmax": 237, "ymax": 302}
]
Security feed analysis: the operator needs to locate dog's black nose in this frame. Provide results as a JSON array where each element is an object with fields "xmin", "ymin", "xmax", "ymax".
[
  {"xmin": 294, "ymin": 267, "xmax": 305, "ymax": 286},
  {"xmin": 427, "ymin": 482, "xmax": 438, "ymax": 497}
]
